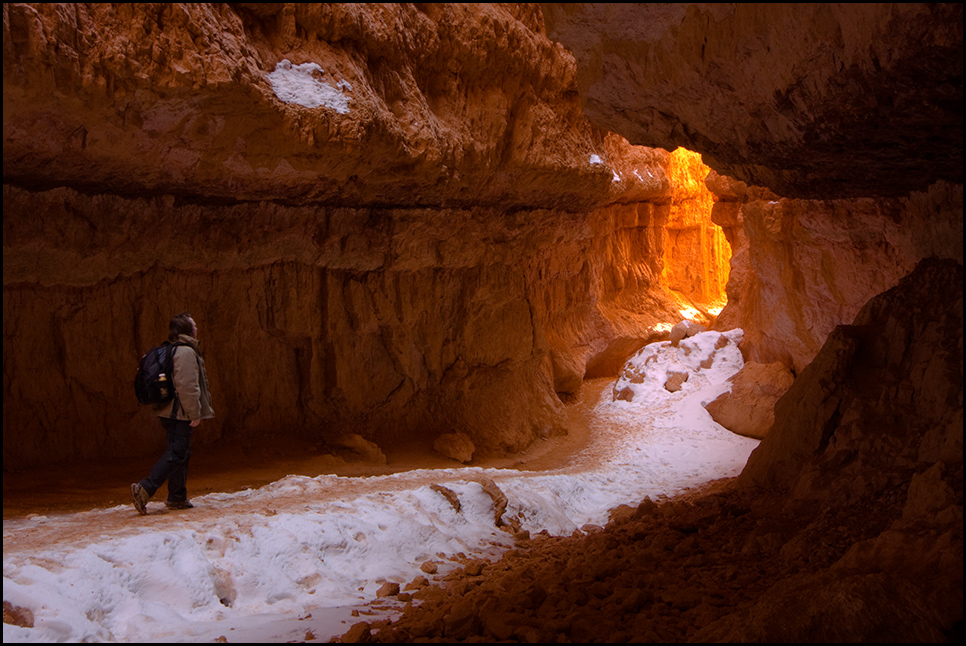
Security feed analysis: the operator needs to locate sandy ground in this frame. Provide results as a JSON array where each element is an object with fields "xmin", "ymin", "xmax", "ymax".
[{"xmin": 2, "ymin": 381, "xmax": 603, "ymax": 523}]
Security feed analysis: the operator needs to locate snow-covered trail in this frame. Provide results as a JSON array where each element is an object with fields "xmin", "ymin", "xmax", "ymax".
[{"xmin": 3, "ymin": 330, "xmax": 759, "ymax": 643}]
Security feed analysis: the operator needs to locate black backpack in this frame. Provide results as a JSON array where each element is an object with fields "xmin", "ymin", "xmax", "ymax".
[{"xmin": 134, "ymin": 342, "xmax": 186, "ymax": 406}]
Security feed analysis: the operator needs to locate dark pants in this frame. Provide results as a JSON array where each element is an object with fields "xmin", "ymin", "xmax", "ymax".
[{"xmin": 140, "ymin": 418, "xmax": 192, "ymax": 503}]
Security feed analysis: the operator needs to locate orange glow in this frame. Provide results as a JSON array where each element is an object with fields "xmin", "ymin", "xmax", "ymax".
[{"xmin": 661, "ymin": 148, "xmax": 731, "ymax": 314}]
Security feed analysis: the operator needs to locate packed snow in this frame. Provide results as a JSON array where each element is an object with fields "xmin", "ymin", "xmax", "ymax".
[
  {"xmin": 3, "ymin": 329, "xmax": 758, "ymax": 643},
  {"xmin": 267, "ymin": 59, "xmax": 351, "ymax": 113}
]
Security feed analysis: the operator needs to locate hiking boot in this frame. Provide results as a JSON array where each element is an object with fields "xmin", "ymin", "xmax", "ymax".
[
  {"xmin": 131, "ymin": 483, "xmax": 149, "ymax": 515},
  {"xmin": 165, "ymin": 500, "xmax": 194, "ymax": 510}
]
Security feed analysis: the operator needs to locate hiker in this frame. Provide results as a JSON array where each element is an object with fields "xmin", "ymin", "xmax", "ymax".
[{"xmin": 131, "ymin": 312, "xmax": 215, "ymax": 514}]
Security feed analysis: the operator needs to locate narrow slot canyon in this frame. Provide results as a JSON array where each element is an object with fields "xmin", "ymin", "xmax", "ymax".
[{"xmin": 3, "ymin": 3, "xmax": 962, "ymax": 643}]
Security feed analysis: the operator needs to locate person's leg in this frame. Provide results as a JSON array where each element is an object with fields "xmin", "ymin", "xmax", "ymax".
[
  {"xmin": 165, "ymin": 421, "xmax": 192, "ymax": 504},
  {"xmin": 139, "ymin": 418, "xmax": 191, "ymax": 499}
]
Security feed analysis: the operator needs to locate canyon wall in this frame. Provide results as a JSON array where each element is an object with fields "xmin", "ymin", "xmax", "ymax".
[
  {"xmin": 545, "ymin": 2, "xmax": 963, "ymax": 372},
  {"xmin": 537, "ymin": 5, "xmax": 962, "ymax": 640},
  {"xmin": 3, "ymin": 3, "xmax": 726, "ymax": 468},
  {"xmin": 709, "ymin": 174, "xmax": 962, "ymax": 372},
  {"xmin": 542, "ymin": 3, "xmax": 963, "ymax": 199}
]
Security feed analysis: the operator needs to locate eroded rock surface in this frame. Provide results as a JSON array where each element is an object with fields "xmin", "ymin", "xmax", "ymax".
[
  {"xmin": 361, "ymin": 259, "xmax": 963, "ymax": 644},
  {"xmin": 543, "ymin": 3, "xmax": 963, "ymax": 199},
  {"xmin": 711, "ymin": 176, "xmax": 963, "ymax": 371},
  {"xmin": 705, "ymin": 361, "xmax": 795, "ymax": 439},
  {"xmin": 3, "ymin": 4, "xmax": 731, "ymax": 468}
]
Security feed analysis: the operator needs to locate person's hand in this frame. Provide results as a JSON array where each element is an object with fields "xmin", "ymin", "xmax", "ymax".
[{"xmin": 190, "ymin": 419, "xmax": 201, "ymax": 427}]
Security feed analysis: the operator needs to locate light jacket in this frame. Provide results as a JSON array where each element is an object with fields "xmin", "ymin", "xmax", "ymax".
[{"xmin": 155, "ymin": 334, "xmax": 215, "ymax": 422}]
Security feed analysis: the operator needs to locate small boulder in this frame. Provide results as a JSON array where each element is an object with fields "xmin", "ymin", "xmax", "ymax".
[
  {"xmin": 333, "ymin": 434, "xmax": 387, "ymax": 464},
  {"xmin": 669, "ymin": 320, "xmax": 707, "ymax": 347},
  {"xmin": 376, "ymin": 581, "xmax": 400, "ymax": 598},
  {"xmin": 705, "ymin": 361, "xmax": 795, "ymax": 438},
  {"xmin": 340, "ymin": 621, "xmax": 372, "ymax": 643},
  {"xmin": 433, "ymin": 431, "xmax": 475, "ymax": 463},
  {"xmin": 664, "ymin": 370, "xmax": 690, "ymax": 392},
  {"xmin": 613, "ymin": 385, "xmax": 635, "ymax": 402}
]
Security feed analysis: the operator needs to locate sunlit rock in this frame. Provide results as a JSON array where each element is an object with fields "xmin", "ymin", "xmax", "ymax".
[
  {"xmin": 4, "ymin": 4, "xmax": 733, "ymax": 467},
  {"xmin": 663, "ymin": 370, "xmax": 689, "ymax": 393},
  {"xmin": 668, "ymin": 319, "xmax": 706, "ymax": 347},
  {"xmin": 704, "ymin": 361, "xmax": 795, "ymax": 439}
]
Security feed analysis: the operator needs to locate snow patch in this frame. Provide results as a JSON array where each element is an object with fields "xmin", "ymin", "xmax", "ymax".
[
  {"xmin": 267, "ymin": 60, "xmax": 351, "ymax": 113},
  {"xmin": 4, "ymin": 329, "xmax": 758, "ymax": 643}
]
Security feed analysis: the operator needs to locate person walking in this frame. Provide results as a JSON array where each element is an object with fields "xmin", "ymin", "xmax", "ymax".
[{"xmin": 131, "ymin": 312, "xmax": 215, "ymax": 514}]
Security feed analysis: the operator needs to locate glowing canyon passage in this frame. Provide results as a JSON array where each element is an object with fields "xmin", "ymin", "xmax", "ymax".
[{"xmin": 3, "ymin": 3, "xmax": 962, "ymax": 643}]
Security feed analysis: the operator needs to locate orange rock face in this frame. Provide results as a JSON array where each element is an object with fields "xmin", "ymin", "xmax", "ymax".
[
  {"xmin": 3, "ymin": 4, "xmax": 727, "ymax": 467},
  {"xmin": 710, "ymin": 177, "xmax": 963, "ymax": 371},
  {"xmin": 662, "ymin": 148, "xmax": 730, "ymax": 312}
]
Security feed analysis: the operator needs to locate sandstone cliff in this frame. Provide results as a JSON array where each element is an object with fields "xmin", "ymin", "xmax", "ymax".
[
  {"xmin": 4, "ymin": 2, "xmax": 963, "ymax": 642},
  {"xmin": 709, "ymin": 173, "xmax": 962, "ymax": 371},
  {"xmin": 543, "ymin": 3, "xmax": 963, "ymax": 198},
  {"xmin": 3, "ymin": 3, "xmax": 726, "ymax": 468}
]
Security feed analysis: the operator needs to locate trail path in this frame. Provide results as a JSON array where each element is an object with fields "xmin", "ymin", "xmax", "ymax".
[{"xmin": 4, "ymin": 332, "xmax": 759, "ymax": 643}]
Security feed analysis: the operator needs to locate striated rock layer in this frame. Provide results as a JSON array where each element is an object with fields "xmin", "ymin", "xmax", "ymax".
[
  {"xmin": 3, "ymin": 3, "xmax": 728, "ymax": 468},
  {"xmin": 544, "ymin": 2, "xmax": 963, "ymax": 372}
]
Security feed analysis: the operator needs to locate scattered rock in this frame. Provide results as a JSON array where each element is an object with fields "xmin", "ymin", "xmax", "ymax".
[
  {"xmin": 3, "ymin": 601, "xmax": 34, "ymax": 628},
  {"xmin": 340, "ymin": 621, "xmax": 372, "ymax": 643},
  {"xmin": 430, "ymin": 484, "xmax": 461, "ymax": 513},
  {"xmin": 613, "ymin": 385, "xmax": 635, "ymax": 402},
  {"xmin": 464, "ymin": 560, "xmax": 486, "ymax": 577},
  {"xmin": 664, "ymin": 370, "xmax": 689, "ymax": 392},
  {"xmin": 669, "ymin": 320, "xmax": 706, "ymax": 347},
  {"xmin": 433, "ymin": 432, "xmax": 475, "ymax": 463},
  {"xmin": 705, "ymin": 361, "xmax": 795, "ymax": 438},
  {"xmin": 420, "ymin": 561, "xmax": 438, "ymax": 574},
  {"xmin": 375, "ymin": 582, "xmax": 399, "ymax": 598},
  {"xmin": 405, "ymin": 576, "xmax": 429, "ymax": 591}
]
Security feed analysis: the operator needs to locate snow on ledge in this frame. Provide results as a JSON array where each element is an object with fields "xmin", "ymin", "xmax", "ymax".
[{"xmin": 267, "ymin": 59, "xmax": 351, "ymax": 113}]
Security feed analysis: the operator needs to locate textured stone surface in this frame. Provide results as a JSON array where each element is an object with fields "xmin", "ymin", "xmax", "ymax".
[
  {"xmin": 704, "ymin": 361, "xmax": 795, "ymax": 439},
  {"xmin": 543, "ymin": 3, "xmax": 963, "ymax": 371},
  {"xmin": 3, "ymin": 4, "xmax": 733, "ymax": 468},
  {"xmin": 364, "ymin": 260, "xmax": 962, "ymax": 644},
  {"xmin": 433, "ymin": 432, "xmax": 475, "ymax": 464},
  {"xmin": 543, "ymin": 3, "xmax": 963, "ymax": 199},
  {"xmin": 4, "ymin": 3, "xmax": 963, "ymax": 640},
  {"xmin": 741, "ymin": 258, "xmax": 963, "ymax": 497},
  {"xmin": 710, "ymin": 177, "xmax": 963, "ymax": 371}
]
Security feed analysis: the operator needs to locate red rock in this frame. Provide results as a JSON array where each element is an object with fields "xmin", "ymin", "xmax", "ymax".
[
  {"xmin": 543, "ymin": 4, "xmax": 963, "ymax": 199},
  {"xmin": 704, "ymin": 361, "xmax": 795, "ymax": 439},
  {"xmin": 432, "ymin": 432, "xmax": 475, "ymax": 463}
]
